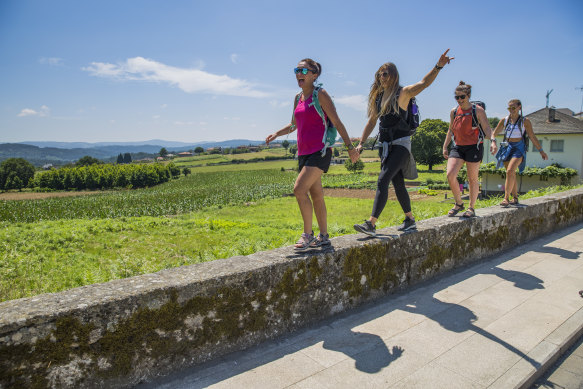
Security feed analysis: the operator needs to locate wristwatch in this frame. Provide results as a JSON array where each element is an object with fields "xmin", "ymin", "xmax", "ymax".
[{"xmin": 346, "ymin": 144, "xmax": 354, "ymax": 150}]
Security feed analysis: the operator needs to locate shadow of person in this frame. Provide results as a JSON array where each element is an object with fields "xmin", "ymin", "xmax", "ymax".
[
  {"xmin": 321, "ymin": 328, "xmax": 403, "ymax": 373},
  {"xmin": 490, "ymin": 267, "xmax": 544, "ymax": 290},
  {"xmin": 400, "ymin": 296, "xmax": 540, "ymax": 369},
  {"xmin": 535, "ymin": 246, "xmax": 582, "ymax": 260}
]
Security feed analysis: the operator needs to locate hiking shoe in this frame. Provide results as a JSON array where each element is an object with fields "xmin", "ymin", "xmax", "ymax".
[
  {"xmin": 398, "ymin": 217, "xmax": 416, "ymax": 231},
  {"xmin": 310, "ymin": 233, "xmax": 331, "ymax": 247},
  {"xmin": 354, "ymin": 220, "xmax": 376, "ymax": 237},
  {"xmin": 294, "ymin": 232, "xmax": 315, "ymax": 251}
]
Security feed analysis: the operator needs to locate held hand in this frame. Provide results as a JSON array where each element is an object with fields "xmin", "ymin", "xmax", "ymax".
[
  {"xmin": 541, "ymin": 151, "xmax": 549, "ymax": 160},
  {"xmin": 437, "ymin": 49, "xmax": 454, "ymax": 68},
  {"xmin": 348, "ymin": 148, "xmax": 359, "ymax": 163},
  {"xmin": 355, "ymin": 144, "xmax": 364, "ymax": 154},
  {"xmin": 490, "ymin": 143, "xmax": 498, "ymax": 155}
]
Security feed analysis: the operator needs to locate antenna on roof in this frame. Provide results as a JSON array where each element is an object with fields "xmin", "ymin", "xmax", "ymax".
[
  {"xmin": 545, "ymin": 89, "xmax": 553, "ymax": 108},
  {"xmin": 576, "ymin": 86, "xmax": 583, "ymax": 114}
]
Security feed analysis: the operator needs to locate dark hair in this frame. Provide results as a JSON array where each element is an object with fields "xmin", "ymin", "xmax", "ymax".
[
  {"xmin": 455, "ymin": 81, "xmax": 472, "ymax": 97},
  {"xmin": 299, "ymin": 58, "xmax": 321, "ymax": 76}
]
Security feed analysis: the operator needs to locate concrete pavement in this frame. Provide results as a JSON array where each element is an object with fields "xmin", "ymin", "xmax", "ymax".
[{"xmin": 139, "ymin": 222, "xmax": 583, "ymax": 389}]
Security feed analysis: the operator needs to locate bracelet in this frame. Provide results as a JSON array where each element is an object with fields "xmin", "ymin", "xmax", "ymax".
[
  {"xmin": 435, "ymin": 64, "xmax": 443, "ymax": 70},
  {"xmin": 346, "ymin": 143, "xmax": 354, "ymax": 150},
  {"xmin": 490, "ymin": 139, "xmax": 497, "ymax": 143},
  {"xmin": 538, "ymin": 148, "xmax": 544, "ymax": 152}
]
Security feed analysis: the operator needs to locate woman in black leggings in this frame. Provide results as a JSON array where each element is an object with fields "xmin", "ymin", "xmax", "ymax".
[{"xmin": 354, "ymin": 49, "xmax": 453, "ymax": 236}]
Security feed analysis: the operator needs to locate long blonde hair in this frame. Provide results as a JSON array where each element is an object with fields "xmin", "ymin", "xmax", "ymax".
[{"xmin": 368, "ymin": 62, "xmax": 400, "ymax": 119}]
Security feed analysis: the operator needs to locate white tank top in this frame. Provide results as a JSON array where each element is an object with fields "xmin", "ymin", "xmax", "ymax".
[{"xmin": 503, "ymin": 117, "xmax": 524, "ymax": 139}]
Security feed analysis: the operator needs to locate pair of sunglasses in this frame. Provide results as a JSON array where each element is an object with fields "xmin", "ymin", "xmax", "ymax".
[
  {"xmin": 454, "ymin": 95, "xmax": 466, "ymax": 100},
  {"xmin": 294, "ymin": 67, "xmax": 315, "ymax": 75}
]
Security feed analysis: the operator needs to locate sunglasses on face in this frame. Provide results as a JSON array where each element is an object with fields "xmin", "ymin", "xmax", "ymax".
[
  {"xmin": 454, "ymin": 95, "xmax": 466, "ymax": 100},
  {"xmin": 379, "ymin": 72, "xmax": 389, "ymax": 78},
  {"xmin": 507, "ymin": 106, "xmax": 518, "ymax": 111},
  {"xmin": 294, "ymin": 67, "xmax": 314, "ymax": 75}
]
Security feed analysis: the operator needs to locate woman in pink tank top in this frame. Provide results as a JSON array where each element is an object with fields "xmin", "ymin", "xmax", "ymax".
[{"xmin": 266, "ymin": 58, "xmax": 359, "ymax": 251}]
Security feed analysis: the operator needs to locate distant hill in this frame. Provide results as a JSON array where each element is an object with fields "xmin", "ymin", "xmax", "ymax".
[{"xmin": 0, "ymin": 139, "xmax": 270, "ymax": 166}]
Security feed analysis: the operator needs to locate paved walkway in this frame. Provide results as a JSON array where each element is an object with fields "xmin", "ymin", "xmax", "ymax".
[{"xmin": 140, "ymin": 223, "xmax": 583, "ymax": 389}]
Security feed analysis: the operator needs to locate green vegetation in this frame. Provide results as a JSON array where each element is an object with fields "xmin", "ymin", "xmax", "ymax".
[{"xmin": 0, "ymin": 158, "xmax": 36, "ymax": 190}]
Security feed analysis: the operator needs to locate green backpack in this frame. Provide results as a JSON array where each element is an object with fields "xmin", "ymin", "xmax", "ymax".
[{"xmin": 291, "ymin": 84, "xmax": 337, "ymax": 156}]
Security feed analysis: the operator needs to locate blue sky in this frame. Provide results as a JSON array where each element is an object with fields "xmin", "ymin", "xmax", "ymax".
[{"xmin": 1, "ymin": 0, "xmax": 582, "ymax": 143}]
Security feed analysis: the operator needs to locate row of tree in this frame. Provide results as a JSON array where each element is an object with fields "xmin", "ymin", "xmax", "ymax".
[{"xmin": 30, "ymin": 163, "xmax": 181, "ymax": 191}]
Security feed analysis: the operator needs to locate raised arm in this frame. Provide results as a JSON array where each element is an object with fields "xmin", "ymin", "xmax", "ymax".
[{"xmin": 400, "ymin": 49, "xmax": 454, "ymax": 105}]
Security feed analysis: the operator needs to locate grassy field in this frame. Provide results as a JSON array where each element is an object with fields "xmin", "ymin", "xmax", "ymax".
[{"xmin": 1, "ymin": 154, "xmax": 579, "ymax": 302}]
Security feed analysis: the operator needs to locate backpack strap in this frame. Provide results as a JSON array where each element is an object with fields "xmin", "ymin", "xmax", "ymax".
[
  {"xmin": 471, "ymin": 104, "xmax": 485, "ymax": 146},
  {"xmin": 290, "ymin": 93, "xmax": 301, "ymax": 130}
]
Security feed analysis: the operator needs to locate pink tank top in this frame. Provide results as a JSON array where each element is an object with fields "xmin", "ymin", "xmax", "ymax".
[{"xmin": 294, "ymin": 94, "xmax": 326, "ymax": 156}]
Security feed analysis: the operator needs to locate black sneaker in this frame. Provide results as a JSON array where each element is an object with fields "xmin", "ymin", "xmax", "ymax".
[
  {"xmin": 354, "ymin": 220, "xmax": 376, "ymax": 237},
  {"xmin": 398, "ymin": 217, "xmax": 416, "ymax": 231}
]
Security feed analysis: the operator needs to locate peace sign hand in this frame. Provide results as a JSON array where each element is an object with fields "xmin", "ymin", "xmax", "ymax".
[{"xmin": 437, "ymin": 49, "xmax": 454, "ymax": 68}]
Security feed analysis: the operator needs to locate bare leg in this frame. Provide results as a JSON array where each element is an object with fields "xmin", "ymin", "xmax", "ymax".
[
  {"xmin": 446, "ymin": 157, "xmax": 466, "ymax": 206},
  {"xmin": 503, "ymin": 157, "xmax": 522, "ymax": 201},
  {"xmin": 294, "ymin": 166, "xmax": 324, "ymax": 235},
  {"xmin": 309, "ymin": 177, "xmax": 327, "ymax": 235},
  {"xmin": 466, "ymin": 161, "xmax": 481, "ymax": 209}
]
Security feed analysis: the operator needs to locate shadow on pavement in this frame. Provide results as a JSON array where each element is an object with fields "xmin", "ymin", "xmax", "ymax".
[{"xmin": 137, "ymin": 223, "xmax": 582, "ymax": 389}]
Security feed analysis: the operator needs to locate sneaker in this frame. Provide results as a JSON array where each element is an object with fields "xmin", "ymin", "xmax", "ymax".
[
  {"xmin": 294, "ymin": 232, "xmax": 315, "ymax": 251},
  {"xmin": 310, "ymin": 233, "xmax": 331, "ymax": 247},
  {"xmin": 397, "ymin": 217, "xmax": 416, "ymax": 231},
  {"xmin": 354, "ymin": 220, "xmax": 376, "ymax": 237}
]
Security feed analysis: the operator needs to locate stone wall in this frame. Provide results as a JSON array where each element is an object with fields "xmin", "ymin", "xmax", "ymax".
[{"xmin": 1, "ymin": 188, "xmax": 582, "ymax": 389}]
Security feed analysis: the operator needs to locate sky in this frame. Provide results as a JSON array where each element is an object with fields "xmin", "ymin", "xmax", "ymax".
[{"xmin": 1, "ymin": 0, "xmax": 582, "ymax": 144}]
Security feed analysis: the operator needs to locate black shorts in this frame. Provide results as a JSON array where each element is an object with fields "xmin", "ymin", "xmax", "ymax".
[
  {"xmin": 298, "ymin": 148, "xmax": 332, "ymax": 173},
  {"xmin": 449, "ymin": 143, "xmax": 484, "ymax": 163}
]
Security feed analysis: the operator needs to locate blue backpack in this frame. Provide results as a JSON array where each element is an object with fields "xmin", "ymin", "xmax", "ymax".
[{"xmin": 291, "ymin": 84, "xmax": 337, "ymax": 156}]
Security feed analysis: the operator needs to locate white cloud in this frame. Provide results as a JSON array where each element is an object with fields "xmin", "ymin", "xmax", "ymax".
[
  {"xmin": 83, "ymin": 57, "xmax": 270, "ymax": 98},
  {"xmin": 18, "ymin": 105, "xmax": 50, "ymax": 117},
  {"xmin": 269, "ymin": 100, "xmax": 291, "ymax": 108},
  {"xmin": 334, "ymin": 95, "xmax": 368, "ymax": 112},
  {"xmin": 230, "ymin": 53, "xmax": 239, "ymax": 64},
  {"xmin": 39, "ymin": 57, "xmax": 63, "ymax": 66}
]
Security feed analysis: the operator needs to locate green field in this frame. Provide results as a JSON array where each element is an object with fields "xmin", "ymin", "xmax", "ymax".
[{"xmin": 1, "ymin": 156, "xmax": 579, "ymax": 302}]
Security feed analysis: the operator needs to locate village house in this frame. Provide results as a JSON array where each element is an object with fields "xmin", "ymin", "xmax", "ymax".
[
  {"xmin": 482, "ymin": 107, "xmax": 583, "ymax": 193},
  {"xmin": 177, "ymin": 151, "xmax": 193, "ymax": 157}
]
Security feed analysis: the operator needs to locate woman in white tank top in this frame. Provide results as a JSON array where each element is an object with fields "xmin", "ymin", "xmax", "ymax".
[{"xmin": 492, "ymin": 99, "xmax": 548, "ymax": 206}]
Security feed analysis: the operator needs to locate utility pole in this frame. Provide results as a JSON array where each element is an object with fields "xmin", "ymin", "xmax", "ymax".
[{"xmin": 546, "ymin": 89, "xmax": 553, "ymax": 108}]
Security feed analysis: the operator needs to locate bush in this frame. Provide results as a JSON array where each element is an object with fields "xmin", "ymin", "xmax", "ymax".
[{"xmin": 344, "ymin": 159, "xmax": 365, "ymax": 173}]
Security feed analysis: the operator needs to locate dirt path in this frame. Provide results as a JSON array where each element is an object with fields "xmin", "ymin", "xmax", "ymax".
[{"xmin": 0, "ymin": 191, "xmax": 103, "ymax": 201}]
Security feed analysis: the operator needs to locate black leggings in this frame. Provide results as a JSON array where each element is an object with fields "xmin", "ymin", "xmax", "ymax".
[{"xmin": 372, "ymin": 145, "xmax": 411, "ymax": 218}]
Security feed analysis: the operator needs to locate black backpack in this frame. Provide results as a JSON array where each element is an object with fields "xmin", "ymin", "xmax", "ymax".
[{"xmin": 371, "ymin": 92, "xmax": 420, "ymax": 149}]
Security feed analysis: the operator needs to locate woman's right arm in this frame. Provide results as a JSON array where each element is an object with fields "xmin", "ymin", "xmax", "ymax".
[
  {"xmin": 443, "ymin": 109, "xmax": 457, "ymax": 159},
  {"xmin": 266, "ymin": 124, "xmax": 294, "ymax": 145}
]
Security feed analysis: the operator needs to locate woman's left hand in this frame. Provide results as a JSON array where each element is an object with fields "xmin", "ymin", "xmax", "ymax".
[
  {"xmin": 437, "ymin": 49, "xmax": 454, "ymax": 68},
  {"xmin": 540, "ymin": 150, "xmax": 549, "ymax": 160},
  {"xmin": 490, "ymin": 142, "xmax": 498, "ymax": 155}
]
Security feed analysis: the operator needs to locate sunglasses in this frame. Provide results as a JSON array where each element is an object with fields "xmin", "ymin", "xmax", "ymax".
[
  {"xmin": 507, "ymin": 106, "xmax": 518, "ymax": 111},
  {"xmin": 379, "ymin": 72, "xmax": 389, "ymax": 78},
  {"xmin": 454, "ymin": 95, "xmax": 466, "ymax": 100},
  {"xmin": 294, "ymin": 67, "xmax": 314, "ymax": 75}
]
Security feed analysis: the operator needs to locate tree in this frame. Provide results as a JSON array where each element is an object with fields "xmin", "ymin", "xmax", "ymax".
[
  {"xmin": 182, "ymin": 167, "xmax": 191, "ymax": 176},
  {"xmin": 411, "ymin": 119, "xmax": 449, "ymax": 170},
  {"xmin": 281, "ymin": 140, "xmax": 290, "ymax": 155},
  {"xmin": 123, "ymin": 153, "xmax": 132, "ymax": 164},
  {"xmin": 76, "ymin": 155, "xmax": 102, "ymax": 167},
  {"xmin": 333, "ymin": 148, "xmax": 340, "ymax": 157},
  {"xmin": 344, "ymin": 158, "xmax": 364, "ymax": 173},
  {"xmin": 488, "ymin": 117, "xmax": 501, "ymax": 130},
  {"xmin": 159, "ymin": 148, "xmax": 168, "ymax": 158},
  {"xmin": 289, "ymin": 145, "xmax": 297, "ymax": 157},
  {"xmin": 116, "ymin": 153, "xmax": 124, "ymax": 164},
  {"xmin": 194, "ymin": 146, "xmax": 204, "ymax": 154},
  {"xmin": 0, "ymin": 158, "xmax": 36, "ymax": 190}
]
